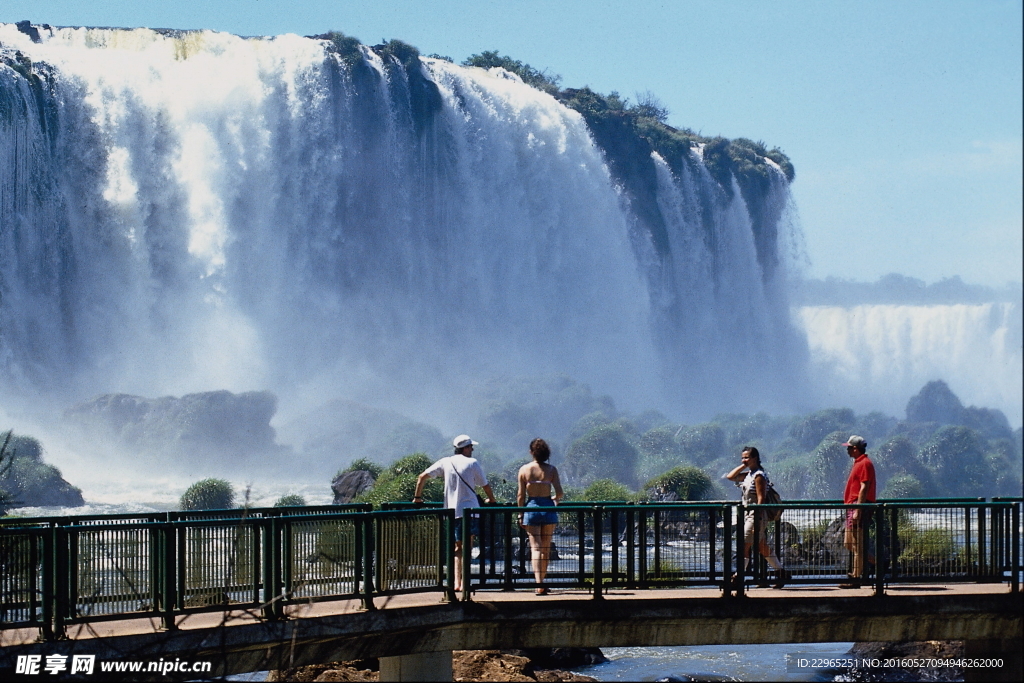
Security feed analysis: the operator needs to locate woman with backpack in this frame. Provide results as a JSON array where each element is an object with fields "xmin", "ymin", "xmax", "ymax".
[{"xmin": 725, "ymin": 446, "xmax": 790, "ymax": 589}]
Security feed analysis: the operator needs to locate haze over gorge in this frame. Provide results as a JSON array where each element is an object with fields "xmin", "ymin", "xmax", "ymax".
[{"xmin": 1, "ymin": 23, "xmax": 1019, "ymax": 504}]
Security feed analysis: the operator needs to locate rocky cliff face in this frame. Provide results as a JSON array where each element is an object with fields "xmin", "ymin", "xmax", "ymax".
[{"xmin": 61, "ymin": 390, "xmax": 289, "ymax": 476}]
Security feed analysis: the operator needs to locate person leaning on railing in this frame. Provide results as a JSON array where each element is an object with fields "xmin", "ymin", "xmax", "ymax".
[
  {"xmin": 725, "ymin": 446, "xmax": 790, "ymax": 589},
  {"xmin": 516, "ymin": 438, "xmax": 563, "ymax": 595},
  {"xmin": 413, "ymin": 434, "xmax": 495, "ymax": 592},
  {"xmin": 841, "ymin": 435, "xmax": 876, "ymax": 588}
]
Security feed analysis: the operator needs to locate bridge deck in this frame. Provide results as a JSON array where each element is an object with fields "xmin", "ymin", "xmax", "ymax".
[{"xmin": 0, "ymin": 581, "xmax": 1011, "ymax": 647}]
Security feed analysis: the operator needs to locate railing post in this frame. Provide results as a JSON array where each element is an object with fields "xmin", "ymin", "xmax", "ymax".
[
  {"xmin": 363, "ymin": 516, "xmax": 377, "ymax": 610},
  {"xmin": 888, "ymin": 505, "xmax": 899, "ymax": 585},
  {"xmin": 709, "ymin": 507, "xmax": 717, "ymax": 588},
  {"xmin": 277, "ymin": 517, "xmax": 289, "ymax": 619},
  {"xmin": 250, "ymin": 517, "xmax": 261, "ymax": 606},
  {"xmin": 571, "ymin": 508, "xmax": 581, "ymax": 587},
  {"xmin": 444, "ymin": 510, "xmax": 456, "ymax": 603},
  {"xmin": 752, "ymin": 508, "xmax": 762, "ymax": 587},
  {"xmin": 460, "ymin": 515, "xmax": 471, "ymax": 602},
  {"xmin": 873, "ymin": 504, "xmax": 884, "ymax": 596},
  {"xmin": 626, "ymin": 506, "xmax": 636, "ymax": 589},
  {"xmin": 176, "ymin": 525, "xmax": 186, "ymax": 614},
  {"xmin": 965, "ymin": 504, "xmax": 973, "ymax": 578},
  {"xmin": 1007, "ymin": 501, "xmax": 1015, "ymax": 593},
  {"xmin": 593, "ymin": 507, "xmax": 603, "ymax": 600},
  {"xmin": 722, "ymin": 504, "xmax": 732, "ymax": 597},
  {"xmin": 610, "ymin": 508, "xmax": 619, "ymax": 586},
  {"xmin": 261, "ymin": 518, "xmax": 276, "ymax": 619},
  {"xmin": 735, "ymin": 504, "xmax": 745, "ymax": 597},
  {"xmin": 41, "ymin": 524, "xmax": 55, "ymax": 641},
  {"xmin": 503, "ymin": 508, "xmax": 514, "ymax": 592},
  {"xmin": 653, "ymin": 508, "xmax": 661, "ymax": 580},
  {"xmin": 637, "ymin": 507, "xmax": 648, "ymax": 589},
  {"xmin": 52, "ymin": 523, "xmax": 68, "ymax": 640},
  {"xmin": 978, "ymin": 504, "xmax": 987, "ymax": 577},
  {"xmin": 162, "ymin": 522, "xmax": 177, "ymax": 630}
]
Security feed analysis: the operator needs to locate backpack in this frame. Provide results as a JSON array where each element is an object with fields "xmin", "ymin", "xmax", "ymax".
[{"xmin": 762, "ymin": 476, "xmax": 783, "ymax": 522}]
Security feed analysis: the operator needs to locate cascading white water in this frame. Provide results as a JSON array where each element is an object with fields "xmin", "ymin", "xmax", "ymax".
[
  {"xmin": 797, "ymin": 302, "xmax": 1023, "ymax": 425},
  {"xmin": 1, "ymin": 24, "xmax": 805, "ymax": 427}
]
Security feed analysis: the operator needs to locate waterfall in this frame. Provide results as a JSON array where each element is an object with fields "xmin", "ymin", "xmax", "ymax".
[
  {"xmin": 1, "ymin": 25, "xmax": 803, "ymax": 422},
  {"xmin": 796, "ymin": 303, "xmax": 1023, "ymax": 425}
]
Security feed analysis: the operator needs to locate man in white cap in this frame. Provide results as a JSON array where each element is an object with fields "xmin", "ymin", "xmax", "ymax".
[
  {"xmin": 413, "ymin": 435, "xmax": 495, "ymax": 591},
  {"xmin": 841, "ymin": 435, "xmax": 876, "ymax": 588}
]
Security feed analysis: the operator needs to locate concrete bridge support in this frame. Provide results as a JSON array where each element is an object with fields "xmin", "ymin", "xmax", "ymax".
[{"xmin": 379, "ymin": 651, "xmax": 453, "ymax": 682}]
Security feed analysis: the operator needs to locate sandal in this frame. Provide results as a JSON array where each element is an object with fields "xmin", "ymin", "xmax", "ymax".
[{"xmin": 535, "ymin": 587, "xmax": 550, "ymax": 596}]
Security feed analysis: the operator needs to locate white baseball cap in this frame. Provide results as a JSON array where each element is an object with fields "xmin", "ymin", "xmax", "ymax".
[{"xmin": 453, "ymin": 434, "xmax": 479, "ymax": 449}]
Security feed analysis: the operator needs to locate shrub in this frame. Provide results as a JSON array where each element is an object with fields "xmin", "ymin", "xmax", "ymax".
[
  {"xmin": 462, "ymin": 50, "xmax": 561, "ymax": 93},
  {"xmin": 274, "ymin": 494, "xmax": 307, "ymax": 507},
  {"xmin": 919, "ymin": 426, "xmax": 991, "ymax": 497},
  {"xmin": 804, "ymin": 432, "xmax": 849, "ymax": 499},
  {"xmin": 854, "ymin": 411, "xmax": 899, "ymax": 446},
  {"xmin": 565, "ymin": 410, "xmax": 616, "ymax": 444},
  {"xmin": 317, "ymin": 31, "xmax": 363, "ymax": 64},
  {"xmin": 355, "ymin": 453, "xmax": 443, "ymax": 507},
  {"xmin": 677, "ymin": 423, "xmax": 725, "ymax": 466},
  {"xmin": 487, "ymin": 473, "xmax": 518, "ymax": 504},
  {"xmin": 563, "ymin": 424, "xmax": 638, "ymax": 488},
  {"xmin": 635, "ymin": 426, "xmax": 683, "ymax": 483},
  {"xmin": 898, "ymin": 527, "xmax": 958, "ymax": 568},
  {"xmin": 880, "ymin": 474, "xmax": 924, "ymax": 500},
  {"xmin": 630, "ymin": 90, "xmax": 669, "ymax": 123},
  {"xmin": 640, "ymin": 466, "xmax": 715, "ymax": 501},
  {"xmin": 180, "ymin": 478, "xmax": 235, "ymax": 511},
  {"xmin": 787, "ymin": 408, "xmax": 856, "ymax": 451},
  {"xmin": 375, "ymin": 39, "xmax": 420, "ymax": 68},
  {"xmin": 872, "ymin": 436, "xmax": 932, "ymax": 493},
  {"xmin": 769, "ymin": 454, "xmax": 811, "ymax": 501},
  {"xmin": 581, "ymin": 479, "xmax": 633, "ymax": 502}
]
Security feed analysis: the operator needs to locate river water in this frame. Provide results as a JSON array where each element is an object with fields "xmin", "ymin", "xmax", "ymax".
[{"xmin": 578, "ymin": 643, "xmax": 855, "ymax": 682}]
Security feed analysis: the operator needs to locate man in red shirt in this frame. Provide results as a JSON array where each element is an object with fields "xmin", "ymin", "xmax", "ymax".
[{"xmin": 841, "ymin": 435, "xmax": 876, "ymax": 588}]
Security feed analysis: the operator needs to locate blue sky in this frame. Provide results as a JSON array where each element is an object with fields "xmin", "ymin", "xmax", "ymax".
[{"xmin": 6, "ymin": 1, "xmax": 1022, "ymax": 288}]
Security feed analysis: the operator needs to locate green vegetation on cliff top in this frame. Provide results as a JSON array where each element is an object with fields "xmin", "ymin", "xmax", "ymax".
[{"xmin": 307, "ymin": 34, "xmax": 794, "ymax": 191}]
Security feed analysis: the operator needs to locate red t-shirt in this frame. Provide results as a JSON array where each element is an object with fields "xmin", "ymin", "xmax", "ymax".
[{"xmin": 844, "ymin": 454, "xmax": 876, "ymax": 504}]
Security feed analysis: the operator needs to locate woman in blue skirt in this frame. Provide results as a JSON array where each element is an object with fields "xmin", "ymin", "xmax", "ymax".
[{"xmin": 517, "ymin": 438, "xmax": 563, "ymax": 594}]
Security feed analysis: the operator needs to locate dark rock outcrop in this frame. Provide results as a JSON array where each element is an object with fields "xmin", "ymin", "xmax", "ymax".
[
  {"xmin": 267, "ymin": 649, "xmax": 601, "ymax": 682},
  {"xmin": 332, "ymin": 470, "xmax": 376, "ymax": 504}
]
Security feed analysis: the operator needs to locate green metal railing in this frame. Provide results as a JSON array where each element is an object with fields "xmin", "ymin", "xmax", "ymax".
[{"xmin": 1, "ymin": 499, "xmax": 1019, "ymax": 640}]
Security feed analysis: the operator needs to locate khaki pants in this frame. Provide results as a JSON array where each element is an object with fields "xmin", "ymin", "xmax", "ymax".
[{"xmin": 843, "ymin": 509, "xmax": 873, "ymax": 579}]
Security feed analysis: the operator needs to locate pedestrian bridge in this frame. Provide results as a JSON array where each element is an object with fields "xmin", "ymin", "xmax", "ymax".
[{"xmin": 1, "ymin": 499, "xmax": 1021, "ymax": 680}]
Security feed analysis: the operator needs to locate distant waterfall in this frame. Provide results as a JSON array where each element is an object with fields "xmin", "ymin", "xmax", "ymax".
[
  {"xmin": 1, "ymin": 25, "xmax": 803, "ymax": 418},
  {"xmin": 797, "ymin": 303, "xmax": 1023, "ymax": 425}
]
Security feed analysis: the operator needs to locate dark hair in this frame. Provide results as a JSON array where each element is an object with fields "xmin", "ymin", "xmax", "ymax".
[
  {"xmin": 742, "ymin": 446, "xmax": 761, "ymax": 463},
  {"xmin": 530, "ymin": 438, "xmax": 551, "ymax": 463}
]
